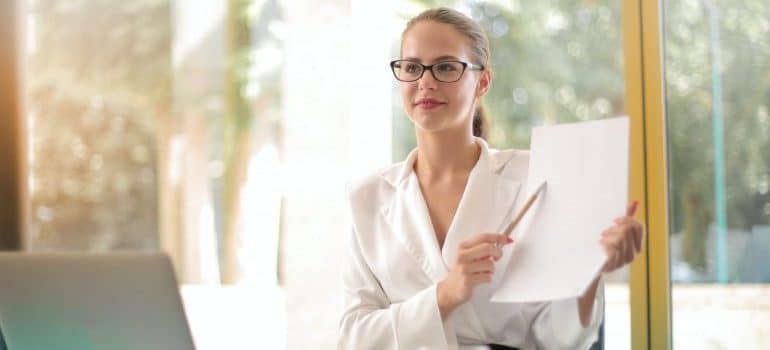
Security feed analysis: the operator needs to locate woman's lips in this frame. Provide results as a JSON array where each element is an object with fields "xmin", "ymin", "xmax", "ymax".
[{"xmin": 414, "ymin": 99, "xmax": 446, "ymax": 110}]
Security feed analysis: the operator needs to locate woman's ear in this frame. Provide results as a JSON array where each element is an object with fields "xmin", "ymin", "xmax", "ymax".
[{"xmin": 476, "ymin": 68, "xmax": 493, "ymax": 98}]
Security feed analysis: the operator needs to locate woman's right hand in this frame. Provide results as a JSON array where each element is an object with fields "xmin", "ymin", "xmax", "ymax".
[{"xmin": 437, "ymin": 233, "xmax": 513, "ymax": 319}]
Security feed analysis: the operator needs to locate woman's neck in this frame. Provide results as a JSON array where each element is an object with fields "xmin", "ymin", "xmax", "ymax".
[{"xmin": 414, "ymin": 129, "xmax": 480, "ymax": 182}]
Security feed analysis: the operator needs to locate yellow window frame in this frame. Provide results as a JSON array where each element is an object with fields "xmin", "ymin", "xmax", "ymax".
[{"xmin": 623, "ymin": 0, "xmax": 671, "ymax": 349}]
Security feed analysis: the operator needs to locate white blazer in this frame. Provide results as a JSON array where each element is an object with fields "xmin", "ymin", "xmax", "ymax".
[{"xmin": 339, "ymin": 137, "xmax": 604, "ymax": 350}]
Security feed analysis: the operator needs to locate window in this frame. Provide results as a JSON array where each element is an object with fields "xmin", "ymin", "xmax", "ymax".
[{"xmin": 664, "ymin": 0, "xmax": 770, "ymax": 348}]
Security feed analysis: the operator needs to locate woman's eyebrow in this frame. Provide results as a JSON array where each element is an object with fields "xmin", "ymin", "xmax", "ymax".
[
  {"xmin": 401, "ymin": 55, "xmax": 461, "ymax": 63},
  {"xmin": 433, "ymin": 55, "xmax": 460, "ymax": 61}
]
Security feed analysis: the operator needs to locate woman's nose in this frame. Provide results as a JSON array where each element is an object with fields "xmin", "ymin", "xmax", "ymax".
[{"xmin": 417, "ymin": 70, "xmax": 438, "ymax": 90}]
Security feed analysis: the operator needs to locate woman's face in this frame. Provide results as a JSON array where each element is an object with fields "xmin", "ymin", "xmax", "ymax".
[{"xmin": 399, "ymin": 21, "xmax": 490, "ymax": 136}]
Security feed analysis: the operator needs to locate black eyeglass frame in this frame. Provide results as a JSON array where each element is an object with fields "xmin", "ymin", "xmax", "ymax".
[{"xmin": 389, "ymin": 60, "xmax": 485, "ymax": 83}]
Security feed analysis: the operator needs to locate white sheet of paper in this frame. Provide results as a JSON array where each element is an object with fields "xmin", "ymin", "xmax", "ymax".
[{"xmin": 491, "ymin": 116, "xmax": 629, "ymax": 303}]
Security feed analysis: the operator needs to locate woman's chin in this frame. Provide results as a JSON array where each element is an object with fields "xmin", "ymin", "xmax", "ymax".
[
  {"xmin": 415, "ymin": 122, "xmax": 463, "ymax": 136},
  {"xmin": 409, "ymin": 111, "xmax": 466, "ymax": 134},
  {"xmin": 412, "ymin": 117, "xmax": 447, "ymax": 133}
]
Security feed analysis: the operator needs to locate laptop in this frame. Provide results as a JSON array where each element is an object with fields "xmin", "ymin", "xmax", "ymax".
[{"xmin": 0, "ymin": 252, "xmax": 196, "ymax": 350}]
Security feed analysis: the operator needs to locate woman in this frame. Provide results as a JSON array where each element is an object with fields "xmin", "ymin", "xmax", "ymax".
[{"xmin": 339, "ymin": 7, "xmax": 643, "ymax": 350}]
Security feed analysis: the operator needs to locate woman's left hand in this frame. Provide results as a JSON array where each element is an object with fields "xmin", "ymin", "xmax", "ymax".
[{"xmin": 600, "ymin": 201, "xmax": 645, "ymax": 273}]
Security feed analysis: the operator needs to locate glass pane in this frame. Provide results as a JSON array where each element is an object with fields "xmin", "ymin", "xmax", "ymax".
[
  {"xmin": 22, "ymin": 1, "xmax": 287, "ymax": 348},
  {"xmin": 22, "ymin": 0, "xmax": 285, "ymax": 280},
  {"xmin": 664, "ymin": 0, "xmax": 770, "ymax": 348},
  {"xmin": 391, "ymin": 1, "xmax": 630, "ymax": 348},
  {"xmin": 24, "ymin": 0, "xmax": 169, "ymax": 251}
]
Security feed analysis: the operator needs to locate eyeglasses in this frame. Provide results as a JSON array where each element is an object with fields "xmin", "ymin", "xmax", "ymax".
[{"xmin": 389, "ymin": 60, "xmax": 484, "ymax": 83}]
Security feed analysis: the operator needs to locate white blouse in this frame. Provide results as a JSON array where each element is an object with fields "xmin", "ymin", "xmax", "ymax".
[{"xmin": 338, "ymin": 137, "xmax": 603, "ymax": 350}]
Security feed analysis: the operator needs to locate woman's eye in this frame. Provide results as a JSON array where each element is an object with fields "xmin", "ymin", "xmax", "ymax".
[
  {"xmin": 436, "ymin": 63, "xmax": 458, "ymax": 72},
  {"xmin": 404, "ymin": 63, "xmax": 421, "ymax": 73}
]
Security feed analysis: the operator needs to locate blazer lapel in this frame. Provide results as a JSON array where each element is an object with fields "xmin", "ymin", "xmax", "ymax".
[
  {"xmin": 441, "ymin": 139, "xmax": 522, "ymax": 269},
  {"xmin": 380, "ymin": 150, "xmax": 449, "ymax": 284}
]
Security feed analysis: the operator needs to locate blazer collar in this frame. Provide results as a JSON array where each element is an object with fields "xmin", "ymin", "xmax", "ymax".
[{"xmin": 379, "ymin": 137, "xmax": 523, "ymax": 283}]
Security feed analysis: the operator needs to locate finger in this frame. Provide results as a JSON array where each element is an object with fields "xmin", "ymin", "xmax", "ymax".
[
  {"xmin": 459, "ymin": 260, "xmax": 495, "ymax": 276},
  {"xmin": 601, "ymin": 226, "xmax": 622, "ymax": 245},
  {"xmin": 614, "ymin": 215, "xmax": 639, "ymax": 225},
  {"xmin": 626, "ymin": 201, "xmax": 639, "ymax": 217},
  {"xmin": 610, "ymin": 240, "xmax": 624, "ymax": 270},
  {"xmin": 460, "ymin": 243, "xmax": 502, "ymax": 263},
  {"xmin": 622, "ymin": 227, "xmax": 637, "ymax": 260},
  {"xmin": 613, "ymin": 248, "xmax": 623, "ymax": 270},
  {"xmin": 615, "ymin": 220, "xmax": 641, "ymax": 255},
  {"xmin": 617, "ymin": 227, "xmax": 632, "ymax": 261},
  {"xmin": 459, "ymin": 233, "xmax": 511, "ymax": 249},
  {"xmin": 622, "ymin": 235, "xmax": 634, "ymax": 264},
  {"xmin": 614, "ymin": 202, "xmax": 640, "ymax": 224},
  {"xmin": 459, "ymin": 244, "xmax": 493, "ymax": 263},
  {"xmin": 632, "ymin": 223, "xmax": 643, "ymax": 253},
  {"xmin": 465, "ymin": 259, "xmax": 495, "ymax": 274},
  {"xmin": 614, "ymin": 216, "xmax": 628, "ymax": 224},
  {"xmin": 599, "ymin": 229, "xmax": 612, "ymax": 247}
]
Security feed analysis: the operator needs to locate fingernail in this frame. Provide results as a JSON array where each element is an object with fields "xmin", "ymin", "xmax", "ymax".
[{"xmin": 506, "ymin": 237, "xmax": 514, "ymax": 244}]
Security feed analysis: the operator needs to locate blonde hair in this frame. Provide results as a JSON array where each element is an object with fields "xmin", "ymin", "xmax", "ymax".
[{"xmin": 402, "ymin": 7, "xmax": 491, "ymax": 139}]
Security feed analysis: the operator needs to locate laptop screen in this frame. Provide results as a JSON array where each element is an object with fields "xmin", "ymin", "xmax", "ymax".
[{"xmin": 0, "ymin": 253, "xmax": 195, "ymax": 350}]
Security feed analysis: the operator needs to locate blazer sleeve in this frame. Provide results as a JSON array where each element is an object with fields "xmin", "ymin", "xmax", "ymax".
[
  {"xmin": 530, "ymin": 278, "xmax": 605, "ymax": 350},
  {"xmin": 338, "ymin": 225, "xmax": 454, "ymax": 349}
]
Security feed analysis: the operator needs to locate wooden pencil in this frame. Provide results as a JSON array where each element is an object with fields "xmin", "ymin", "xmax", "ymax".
[{"xmin": 503, "ymin": 181, "xmax": 547, "ymax": 237}]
